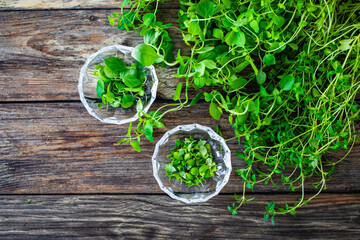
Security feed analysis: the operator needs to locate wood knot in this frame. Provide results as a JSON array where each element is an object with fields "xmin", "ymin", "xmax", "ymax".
[{"xmin": 89, "ymin": 16, "xmax": 97, "ymax": 22}]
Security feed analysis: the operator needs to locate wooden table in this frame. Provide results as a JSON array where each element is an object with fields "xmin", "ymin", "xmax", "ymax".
[{"xmin": 1, "ymin": 1, "xmax": 359, "ymax": 239}]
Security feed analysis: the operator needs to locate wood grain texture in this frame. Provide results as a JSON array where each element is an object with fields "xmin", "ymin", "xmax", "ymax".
[
  {"xmin": 0, "ymin": 9, "xmax": 189, "ymax": 101},
  {"xmin": 0, "ymin": 194, "xmax": 359, "ymax": 239},
  {"xmin": 1, "ymin": 102, "xmax": 359, "ymax": 194},
  {"xmin": 0, "ymin": 0, "xmax": 180, "ymax": 10}
]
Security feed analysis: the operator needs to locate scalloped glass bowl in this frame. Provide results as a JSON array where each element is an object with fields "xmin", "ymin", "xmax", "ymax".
[
  {"xmin": 152, "ymin": 124, "xmax": 232, "ymax": 203},
  {"xmin": 78, "ymin": 45, "xmax": 158, "ymax": 125}
]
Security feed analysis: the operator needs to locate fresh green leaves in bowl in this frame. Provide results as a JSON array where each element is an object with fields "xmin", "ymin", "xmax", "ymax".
[
  {"xmin": 94, "ymin": 56, "xmax": 147, "ymax": 109},
  {"xmin": 165, "ymin": 136, "xmax": 218, "ymax": 187}
]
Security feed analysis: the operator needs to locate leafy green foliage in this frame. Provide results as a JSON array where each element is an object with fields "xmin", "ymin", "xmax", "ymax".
[
  {"xmin": 165, "ymin": 136, "xmax": 218, "ymax": 187},
  {"xmin": 110, "ymin": 0, "xmax": 360, "ymax": 223},
  {"xmin": 94, "ymin": 57, "xmax": 147, "ymax": 109}
]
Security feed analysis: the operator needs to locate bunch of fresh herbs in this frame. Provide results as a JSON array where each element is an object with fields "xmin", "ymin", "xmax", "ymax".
[
  {"xmin": 109, "ymin": 0, "xmax": 360, "ymax": 224},
  {"xmin": 94, "ymin": 56, "xmax": 147, "ymax": 109},
  {"xmin": 165, "ymin": 136, "xmax": 218, "ymax": 187}
]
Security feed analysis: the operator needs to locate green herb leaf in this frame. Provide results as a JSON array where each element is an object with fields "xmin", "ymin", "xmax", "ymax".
[
  {"xmin": 121, "ymin": 94, "xmax": 134, "ymax": 108},
  {"xmin": 201, "ymin": 59, "xmax": 217, "ymax": 69},
  {"xmin": 120, "ymin": 0, "xmax": 129, "ymax": 9},
  {"xmin": 249, "ymin": 20, "xmax": 259, "ymax": 33},
  {"xmin": 197, "ymin": 0, "xmax": 215, "ymax": 18},
  {"xmin": 123, "ymin": 74, "xmax": 143, "ymax": 88},
  {"xmin": 143, "ymin": 13, "xmax": 155, "ymax": 26},
  {"xmin": 263, "ymin": 54, "xmax": 276, "ymax": 65},
  {"xmin": 199, "ymin": 145, "xmax": 207, "ymax": 156},
  {"xmin": 96, "ymin": 79, "xmax": 105, "ymax": 97},
  {"xmin": 131, "ymin": 44, "xmax": 160, "ymax": 66},
  {"xmin": 209, "ymin": 102, "xmax": 221, "ymax": 120},
  {"xmin": 104, "ymin": 57, "xmax": 126, "ymax": 71},
  {"xmin": 279, "ymin": 75, "xmax": 295, "ymax": 91},
  {"xmin": 257, "ymin": 70, "xmax": 267, "ymax": 85},
  {"xmin": 229, "ymin": 77, "xmax": 247, "ymax": 90},
  {"xmin": 189, "ymin": 91, "xmax": 204, "ymax": 106},
  {"xmin": 213, "ymin": 28, "xmax": 224, "ymax": 39},
  {"xmin": 173, "ymin": 82, "xmax": 182, "ymax": 101},
  {"xmin": 118, "ymin": 138, "xmax": 128, "ymax": 145},
  {"xmin": 188, "ymin": 21, "xmax": 202, "ymax": 35},
  {"xmin": 234, "ymin": 31, "xmax": 246, "ymax": 47},
  {"xmin": 130, "ymin": 141, "xmax": 141, "ymax": 152}
]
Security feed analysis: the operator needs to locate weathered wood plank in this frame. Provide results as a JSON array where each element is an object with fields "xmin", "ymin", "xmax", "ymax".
[
  {"xmin": 0, "ymin": 194, "xmax": 359, "ymax": 239},
  {"xmin": 0, "ymin": 0, "xmax": 180, "ymax": 10},
  {"xmin": 1, "ymin": 102, "xmax": 359, "ymax": 194},
  {"xmin": 0, "ymin": 9, "xmax": 190, "ymax": 101}
]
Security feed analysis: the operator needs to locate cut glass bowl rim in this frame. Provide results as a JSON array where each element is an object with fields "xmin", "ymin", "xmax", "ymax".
[
  {"xmin": 78, "ymin": 44, "xmax": 159, "ymax": 125},
  {"xmin": 152, "ymin": 123, "xmax": 232, "ymax": 203}
]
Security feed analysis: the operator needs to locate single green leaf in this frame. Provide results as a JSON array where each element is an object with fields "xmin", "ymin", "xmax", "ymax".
[
  {"xmin": 213, "ymin": 28, "xmax": 224, "ymax": 39},
  {"xmin": 209, "ymin": 102, "xmax": 221, "ymax": 120},
  {"xmin": 105, "ymin": 91, "xmax": 115, "ymax": 103},
  {"xmin": 165, "ymin": 164, "xmax": 177, "ymax": 174},
  {"xmin": 130, "ymin": 141, "xmax": 141, "ymax": 152},
  {"xmin": 201, "ymin": 59, "xmax": 217, "ymax": 69},
  {"xmin": 263, "ymin": 54, "xmax": 276, "ymax": 65},
  {"xmin": 204, "ymin": 92, "xmax": 212, "ymax": 102},
  {"xmin": 223, "ymin": 0, "xmax": 232, "ymax": 8},
  {"xmin": 194, "ymin": 62, "xmax": 205, "ymax": 76},
  {"xmin": 190, "ymin": 167, "xmax": 199, "ymax": 176},
  {"xmin": 122, "ymin": 74, "xmax": 143, "ymax": 88},
  {"xmin": 260, "ymin": 85, "xmax": 269, "ymax": 97},
  {"xmin": 194, "ymin": 75, "xmax": 205, "ymax": 88},
  {"xmin": 143, "ymin": 130, "xmax": 154, "ymax": 142},
  {"xmin": 312, "ymin": 88, "xmax": 321, "ymax": 97},
  {"xmin": 249, "ymin": 19, "xmax": 259, "ymax": 33},
  {"xmin": 186, "ymin": 172, "xmax": 194, "ymax": 181},
  {"xmin": 96, "ymin": 79, "xmax": 105, "ymax": 97},
  {"xmin": 225, "ymin": 31, "xmax": 236, "ymax": 46},
  {"xmin": 104, "ymin": 66, "xmax": 118, "ymax": 79},
  {"xmin": 120, "ymin": 0, "xmax": 129, "ymax": 9},
  {"xmin": 229, "ymin": 77, "xmax": 247, "ymax": 90},
  {"xmin": 118, "ymin": 138, "xmax": 128, "ymax": 145},
  {"xmin": 142, "ymin": 13, "xmax": 155, "ymax": 26},
  {"xmin": 234, "ymin": 31, "xmax": 246, "ymax": 47},
  {"xmin": 264, "ymin": 212, "xmax": 269, "ymax": 221},
  {"xmin": 189, "ymin": 91, "xmax": 204, "ymax": 106},
  {"xmin": 121, "ymin": 94, "xmax": 134, "ymax": 108},
  {"xmin": 173, "ymin": 82, "xmax": 182, "ymax": 101},
  {"xmin": 104, "ymin": 57, "xmax": 126, "ymax": 71},
  {"xmin": 196, "ymin": 0, "xmax": 215, "ymax": 18},
  {"xmin": 194, "ymin": 47, "xmax": 214, "ymax": 54},
  {"xmin": 127, "ymin": 121, "xmax": 132, "ymax": 137},
  {"xmin": 199, "ymin": 145, "xmax": 207, "ymax": 156},
  {"xmin": 154, "ymin": 120, "xmax": 165, "ymax": 128},
  {"xmin": 288, "ymin": 43, "xmax": 298, "ymax": 50},
  {"xmin": 136, "ymin": 99, "xmax": 143, "ymax": 111},
  {"xmin": 131, "ymin": 44, "xmax": 160, "ymax": 66},
  {"xmin": 199, "ymin": 164, "xmax": 209, "ymax": 176},
  {"xmin": 188, "ymin": 21, "xmax": 202, "ymax": 35},
  {"xmin": 144, "ymin": 121, "xmax": 153, "ymax": 134},
  {"xmin": 279, "ymin": 75, "xmax": 295, "ymax": 91},
  {"xmin": 257, "ymin": 70, "xmax": 267, "ymax": 84}
]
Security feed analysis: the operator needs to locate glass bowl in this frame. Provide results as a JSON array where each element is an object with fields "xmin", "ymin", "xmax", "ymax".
[
  {"xmin": 152, "ymin": 124, "xmax": 232, "ymax": 203},
  {"xmin": 78, "ymin": 45, "xmax": 158, "ymax": 125}
]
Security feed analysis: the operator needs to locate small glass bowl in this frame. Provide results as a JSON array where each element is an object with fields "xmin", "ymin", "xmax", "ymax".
[
  {"xmin": 152, "ymin": 124, "xmax": 232, "ymax": 203},
  {"xmin": 78, "ymin": 45, "xmax": 158, "ymax": 125}
]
